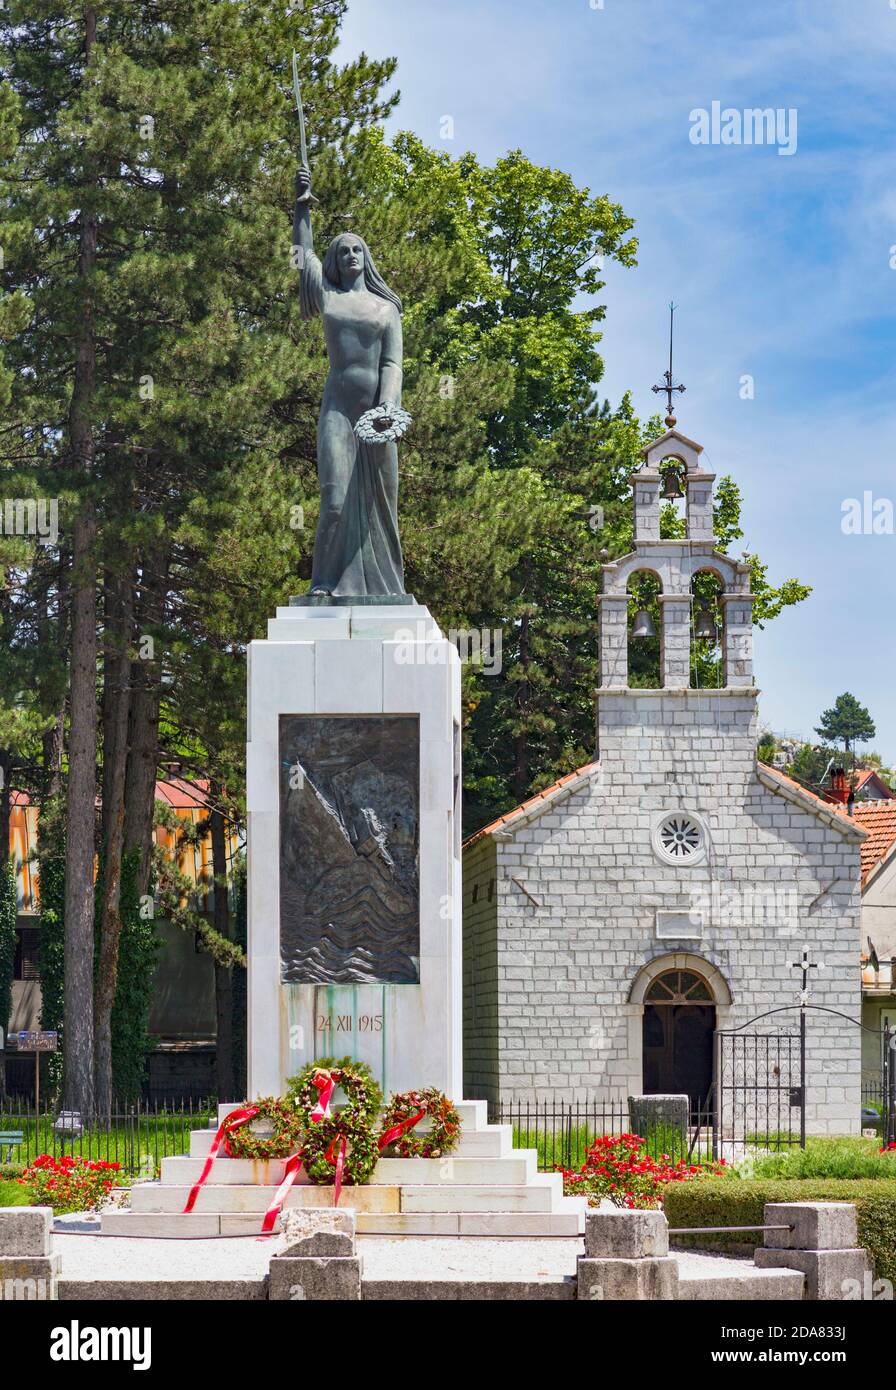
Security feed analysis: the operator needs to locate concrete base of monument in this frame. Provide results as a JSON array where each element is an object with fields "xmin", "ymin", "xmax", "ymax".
[
  {"xmin": 101, "ymin": 1101, "xmax": 586, "ymax": 1239},
  {"xmin": 247, "ymin": 600, "xmax": 464, "ymax": 1100}
]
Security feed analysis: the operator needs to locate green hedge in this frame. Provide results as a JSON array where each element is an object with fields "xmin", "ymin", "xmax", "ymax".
[{"xmin": 664, "ymin": 1179, "xmax": 896, "ymax": 1283}]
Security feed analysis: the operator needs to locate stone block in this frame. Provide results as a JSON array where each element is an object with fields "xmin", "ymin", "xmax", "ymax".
[
  {"xmin": 755, "ymin": 1247, "xmax": 869, "ymax": 1300},
  {"xmin": 0, "ymin": 1206, "xmax": 52, "ymax": 1256},
  {"xmin": 628, "ymin": 1094, "xmax": 688, "ymax": 1149},
  {"xmin": 280, "ymin": 1207, "xmax": 356, "ymax": 1245},
  {"xmin": 280, "ymin": 1231, "xmax": 355, "ymax": 1258},
  {"xmin": 60, "ymin": 1277, "xmax": 267, "ymax": 1301},
  {"xmin": 314, "ymin": 640, "xmax": 383, "ymax": 713},
  {"xmin": 763, "ymin": 1202, "xmax": 858, "ymax": 1251},
  {"xmin": 268, "ymin": 1255, "xmax": 362, "ymax": 1301},
  {"xmin": 363, "ymin": 1278, "xmax": 575, "ymax": 1301},
  {"xmin": 0, "ymin": 1254, "xmax": 59, "ymax": 1299},
  {"xmin": 584, "ymin": 1208, "xmax": 669, "ymax": 1259},
  {"xmin": 577, "ymin": 1256, "xmax": 678, "ymax": 1301}
]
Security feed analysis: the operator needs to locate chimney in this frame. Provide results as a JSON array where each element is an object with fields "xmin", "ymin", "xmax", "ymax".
[{"xmin": 829, "ymin": 766, "xmax": 848, "ymax": 804}]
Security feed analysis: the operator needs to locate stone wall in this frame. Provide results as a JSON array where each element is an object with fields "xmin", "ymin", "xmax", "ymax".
[{"xmin": 462, "ymin": 836, "xmax": 499, "ymax": 1105}]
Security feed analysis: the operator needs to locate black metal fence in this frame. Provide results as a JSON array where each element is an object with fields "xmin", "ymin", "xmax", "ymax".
[
  {"xmin": 487, "ymin": 1090, "xmax": 893, "ymax": 1171},
  {"xmin": 863, "ymin": 1076, "xmax": 886, "ymax": 1107},
  {"xmin": 488, "ymin": 1100, "xmax": 727, "ymax": 1168},
  {"xmin": 0, "ymin": 1098, "xmax": 216, "ymax": 1172}
]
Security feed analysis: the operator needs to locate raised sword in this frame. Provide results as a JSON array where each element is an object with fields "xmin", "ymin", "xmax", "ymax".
[{"xmin": 292, "ymin": 51, "xmax": 318, "ymax": 204}]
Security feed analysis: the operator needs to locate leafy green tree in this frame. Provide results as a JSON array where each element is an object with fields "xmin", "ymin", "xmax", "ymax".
[
  {"xmin": 858, "ymin": 753, "xmax": 896, "ymax": 792},
  {"xmin": 815, "ymin": 693, "xmax": 876, "ymax": 756},
  {"xmin": 107, "ymin": 853, "xmax": 159, "ymax": 1103},
  {"xmin": 2, "ymin": 0, "xmax": 820, "ymax": 1093},
  {"xmin": 231, "ymin": 855, "xmax": 247, "ymax": 1099},
  {"xmin": 788, "ymin": 743, "xmax": 838, "ymax": 790},
  {"xmin": 757, "ymin": 731, "xmax": 777, "ymax": 763}
]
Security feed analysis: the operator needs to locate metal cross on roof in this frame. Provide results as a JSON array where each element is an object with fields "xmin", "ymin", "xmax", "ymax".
[{"xmin": 651, "ymin": 302, "xmax": 686, "ymax": 428}]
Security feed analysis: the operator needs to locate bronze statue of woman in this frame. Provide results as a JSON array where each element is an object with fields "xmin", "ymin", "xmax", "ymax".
[{"xmin": 293, "ymin": 166, "xmax": 409, "ymax": 599}]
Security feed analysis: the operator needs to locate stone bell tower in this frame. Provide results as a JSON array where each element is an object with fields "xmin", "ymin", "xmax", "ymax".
[{"xmin": 596, "ymin": 424, "xmax": 759, "ymax": 788}]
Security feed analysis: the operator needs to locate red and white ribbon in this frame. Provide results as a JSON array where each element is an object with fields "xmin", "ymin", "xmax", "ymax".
[
  {"xmin": 258, "ymin": 1152, "xmax": 304, "ymax": 1237},
  {"xmin": 182, "ymin": 1106, "xmax": 258, "ymax": 1214},
  {"xmin": 310, "ymin": 1069, "xmax": 337, "ymax": 1123},
  {"xmin": 378, "ymin": 1107, "xmax": 426, "ymax": 1152},
  {"xmin": 324, "ymin": 1134, "xmax": 348, "ymax": 1206}
]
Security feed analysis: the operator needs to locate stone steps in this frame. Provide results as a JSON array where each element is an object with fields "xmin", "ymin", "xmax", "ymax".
[
  {"xmin": 101, "ymin": 1210, "xmax": 274, "ymax": 1238},
  {"xmin": 402, "ymin": 1176, "xmax": 563, "ymax": 1212},
  {"xmin": 129, "ymin": 1173, "xmax": 565, "ymax": 1215},
  {"xmin": 674, "ymin": 1250, "xmax": 805, "ymax": 1300},
  {"xmin": 130, "ymin": 1181, "xmax": 402, "ymax": 1214},
  {"xmin": 101, "ymin": 1205, "xmax": 585, "ymax": 1238},
  {"xmin": 102, "ymin": 1101, "xmax": 585, "ymax": 1239},
  {"xmin": 187, "ymin": 1121, "xmax": 514, "ymax": 1161},
  {"xmin": 162, "ymin": 1151, "xmax": 535, "ymax": 1187},
  {"xmin": 355, "ymin": 1207, "xmax": 584, "ymax": 1237}
]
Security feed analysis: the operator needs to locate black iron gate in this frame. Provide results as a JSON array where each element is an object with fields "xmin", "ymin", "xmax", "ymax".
[
  {"xmin": 711, "ymin": 1006, "xmax": 895, "ymax": 1154},
  {"xmin": 713, "ymin": 1022, "xmax": 804, "ymax": 1154}
]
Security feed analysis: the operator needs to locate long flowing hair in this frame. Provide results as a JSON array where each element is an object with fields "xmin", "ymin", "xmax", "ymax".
[{"xmin": 321, "ymin": 232, "xmax": 402, "ymax": 312}]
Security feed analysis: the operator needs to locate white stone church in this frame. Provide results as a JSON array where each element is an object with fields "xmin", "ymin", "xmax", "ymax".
[{"xmin": 462, "ymin": 426, "xmax": 864, "ymax": 1136}]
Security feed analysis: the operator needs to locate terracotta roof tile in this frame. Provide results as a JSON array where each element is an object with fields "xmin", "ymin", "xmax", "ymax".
[
  {"xmin": 848, "ymin": 800, "xmax": 896, "ymax": 883},
  {"xmin": 9, "ymin": 778, "xmax": 213, "ymax": 812}
]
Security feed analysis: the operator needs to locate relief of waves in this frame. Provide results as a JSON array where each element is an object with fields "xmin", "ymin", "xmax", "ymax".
[
  {"xmin": 288, "ymin": 934, "xmax": 419, "ymax": 985},
  {"xmin": 281, "ymin": 880, "xmax": 419, "ymax": 983}
]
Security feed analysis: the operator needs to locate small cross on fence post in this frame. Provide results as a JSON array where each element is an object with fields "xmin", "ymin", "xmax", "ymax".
[
  {"xmin": 789, "ymin": 945, "xmax": 822, "ymax": 1149},
  {"xmin": 790, "ymin": 944, "xmax": 822, "ymax": 1006}
]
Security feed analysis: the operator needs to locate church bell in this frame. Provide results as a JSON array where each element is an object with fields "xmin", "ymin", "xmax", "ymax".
[
  {"xmin": 661, "ymin": 468, "xmax": 685, "ymax": 501},
  {"xmin": 631, "ymin": 609, "xmax": 657, "ymax": 639},
  {"xmin": 694, "ymin": 602, "xmax": 717, "ymax": 640}
]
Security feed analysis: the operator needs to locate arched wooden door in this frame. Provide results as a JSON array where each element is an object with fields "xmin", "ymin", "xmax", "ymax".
[{"xmin": 642, "ymin": 968, "xmax": 715, "ymax": 1114}]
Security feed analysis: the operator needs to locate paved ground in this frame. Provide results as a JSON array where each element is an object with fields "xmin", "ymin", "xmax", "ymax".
[
  {"xmin": 55, "ymin": 1216, "xmax": 791, "ymax": 1300},
  {"xmin": 53, "ymin": 1215, "xmax": 584, "ymax": 1286},
  {"xmin": 358, "ymin": 1236, "xmax": 582, "ymax": 1283}
]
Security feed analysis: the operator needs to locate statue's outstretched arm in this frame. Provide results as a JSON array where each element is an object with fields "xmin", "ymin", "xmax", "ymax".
[
  {"xmin": 293, "ymin": 168, "xmax": 314, "ymax": 253},
  {"xmin": 293, "ymin": 168, "xmax": 322, "ymax": 319}
]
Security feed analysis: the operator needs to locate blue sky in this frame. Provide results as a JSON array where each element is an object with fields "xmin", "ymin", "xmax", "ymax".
[{"xmin": 339, "ymin": 0, "xmax": 896, "ymax": 762}]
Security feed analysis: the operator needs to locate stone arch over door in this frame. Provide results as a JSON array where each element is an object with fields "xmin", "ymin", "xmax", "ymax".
[
  {"xmin": 628, "ymin": 954, "xmax": 733, "ymax": 1116},
  {"xmin": 628, "ymin": 952, "xmax": 733, "ymax": 1007}
]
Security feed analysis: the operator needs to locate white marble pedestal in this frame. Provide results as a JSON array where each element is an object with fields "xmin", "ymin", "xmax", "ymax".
[{"xmin": 246, "ymin": 602, "xmax": 462, "ymax": 1099}]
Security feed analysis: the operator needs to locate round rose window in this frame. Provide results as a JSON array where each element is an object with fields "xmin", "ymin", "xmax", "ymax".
[{"xmin": 653, "ymin": 813, "xmax": 705, "ymax": 865}]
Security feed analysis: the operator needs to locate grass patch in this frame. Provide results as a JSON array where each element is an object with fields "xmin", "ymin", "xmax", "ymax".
[
  {"xmin": 0, "ymin": 1109, "xmax": 215, "ymax": 1174},
  {"xmin": 513, "ymin": 1123, "xmax": 714, "ymax": 1171},
  {"xmin": 0, "ymin": 1179, "xmax": 30, "ymax": 1207},
  {"xmin": 747, "ymin": 1137, "xmax": 896, "ymax": 1180},
  {"xmin": 513, "ymin": 1126, "xmax": 594, "ymax": 1170}
]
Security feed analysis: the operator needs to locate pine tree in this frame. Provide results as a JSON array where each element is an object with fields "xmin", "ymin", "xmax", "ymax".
[
  {"xmin": 0, "ymin": 0, "xmax": 399, "ymax": 1113},
  {"xmin": 815, "ymin": 693, "xmax": 876, "ymax": 756}
]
